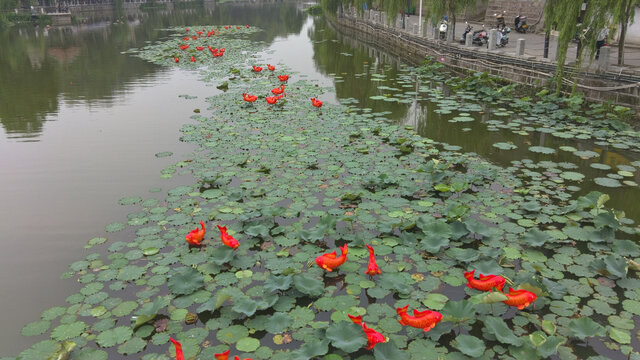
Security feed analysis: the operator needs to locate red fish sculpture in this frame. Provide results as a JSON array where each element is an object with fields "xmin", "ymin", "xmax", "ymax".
[
  {"xmin": 347, "ymin": 314, "xmax": 386, "ymax": 350},
  {"xmin": 278, "ymin": 74, "xmax": 289, "ymax": 82},
  {"xmin": 271, "ymin": 85, "xmax": 285, "ymax": 95},
  {"xmin": 365, "ymin": 244, "xmax": 381, "ymax": 276},
  {"xmin": 396, "ymin": 305, "xmax": 442, "ymax": 332},
  {"xmin": 242, "ymin": 93, "xmax": 258, "ymax": 103},
  {"xmin": 502, "ymin": 287, "xmax": 537, "ymax": 310},
  {"xmin": 170, "ymin": 338, "xmax": 185, "ymax": 360},
  {"xmin": 267, "ymin": 64, "xmax": 276, "ymax": 71},
  {"xmin": 215, "ymin": 350, "xmax": 229, "ymax": 360},
  {"xmin": 179, "ymin": 44, "xmax": 189, "ymax": 50},
  {"xmin": 174, "ymin": 57, "xmax": 179, "ymax": 63},
  {"xmin": 310, "ymin": 98, "xmax": 323, "ymax": 108},
  {"xmin": 185, "ymin": 221, "xmax": 205, "ymax": 246},
  {"xmin": 190, "ymin": 56, "xmax": 196, "ymax": 62},
  {"xmin": 217, "ymin": 225, "xmax": 239, "ymax": 249},
  {"xmin": 266, "ymin": 96, "xmax": 279, "ymax": 105},
  {"xmin": 196, "ymin": 46, "xmax": 204, "ymax": 51},
  {"xmin": 464, "ymin": 269, "xmax": 505, "ymax": 292},
  {"xmin": 182, "ymin": 37, "xmax": 190, "ymax": 41},
  {"xmin": 361, "ymin": 323, "xmax": 386, "ymax": 350},
  {"xmin": 315, "ymin": 244, "xmax": 348, "ymax": 271},
  {"xmin": 252, "ymin": 65, "xmax": 262, "ymax": 72}
]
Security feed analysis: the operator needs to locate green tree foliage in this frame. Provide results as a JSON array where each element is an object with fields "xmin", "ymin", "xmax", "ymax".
[
  {"xmin": 610, "ymin": 0, "xmax": 639, "ymax": 65},
  {"xmin": 544, "ymin": 0, "xmax": 639, "ymax": 92}
]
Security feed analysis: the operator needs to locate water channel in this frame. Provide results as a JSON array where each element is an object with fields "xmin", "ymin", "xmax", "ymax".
[{"xmin": 1, "ymin": 1, "xmax": 639, "ymax": 357}]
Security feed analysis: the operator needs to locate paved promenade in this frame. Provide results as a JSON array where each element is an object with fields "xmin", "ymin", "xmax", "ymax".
[{"xmin": 361, "ymin": 10, "xmax": 640, "ymax": 76}]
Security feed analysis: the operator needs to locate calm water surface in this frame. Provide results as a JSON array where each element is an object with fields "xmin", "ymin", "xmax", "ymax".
[{"xmin": 1, "ymin": 2, "xmax": 639, "ymax": 356}]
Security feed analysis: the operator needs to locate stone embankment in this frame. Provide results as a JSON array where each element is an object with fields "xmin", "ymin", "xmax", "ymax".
[{"xmin": 334, "ymin": 9, "xmax": 640, "ymax": 111}]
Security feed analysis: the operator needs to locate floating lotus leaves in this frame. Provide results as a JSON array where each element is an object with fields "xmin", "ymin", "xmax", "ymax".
[
  {"xmin": 559, "ymin": 171, "xmax": 584, "ymax": 181},
  {"xmin": 232, "ymin": 296, "xmax": 258, "ymax": 317},
  {"xmin": 589, "ymin": 254, "xmax": 628, "ymax": 279},
  {"xmin": 293, "ymin": 273, "xmax": 324, "ymax": 297},
  {"xmin": 167, "ymin": 267, "xmax": 204, "ymax": 295},
  {"xmin": 442, "ymin": 299, "xmax": 475, "ymax": 323},
  {"xmin": 421, "ymin": 293, "xmax": 448, "ymax": 310},
  {"xmin": 119, "ymin": 196, "xmax": 142, "ymax": 205},
  {"xmin": 594, "ymin": 177, "xmax": 623, "ymax": 188},
  {"xmin": 50, "ymin": 321, "xmax": 86, "ymax": 341},
  {"xmin": 291, "ymin": 339, "xmax": 329, "ymax": 360},
  {"xmin": 117, "ymin": 336, "xmax": 147, "ymax": 355},
  {"xmin": 132, "ymin": 296, "xmax": 169, "ymax": 327},
  {"xmin": 265, "ymin": 312, "xmax": 293, "ymax": 334},
  {"xmin": 18, "ymin": 340, "xmax": 65, "ymax": 360},
  {"xmin": 522, "ymin": 228, "xmax": 551, "ymax": 246},
  {"xmin": 264, "ymin": 274, "xmax": 293, "ymax": 292},
  {"xmin": 483, "ymin": 316, "xmax": 523, "ymax": 346},
  {"xmin": 236, "ymin": 337, "xmax": 260, "ymax": 352},
  {"xmin": 105, "ymin": 222, "xmax": 126, "ymax": 233},
  {"xmin": 528, "ymin": 146, "xmax": 555, "ymax": 154},
  {"xmin": 453, "ymin": 334, "xmax": 485, "ymax": 357},
  {"xmin": 470, "ymin": 291, "xmax": 508, "ymax": 304},
  {"xmin": 96, "ymin": 326, "xmax": 133, "ymax": 347},
  {"xmin": 373, "ymin": 340, "xmax": 404, "ymax": 360},
  {"xmin": 21, "ymin": 320, "xmax": 51, "ymax": 337},
  {"xmin": 568, "ymin": 317, "xmax": 606, "ymax": 339},
  {"xmin": 609, "ymin": 327, "xmax": 631, "ymax": 344},
  {"xmin": 325, "ymin": 322, "xmax": 367, "ymax": 353},
  {"xmin": 492, "ymin": 142, "xmax": 517, "ymax": 150},
  {"xmin": 216, "ymin": 325, "xmax": 249, "ymax": 344}
]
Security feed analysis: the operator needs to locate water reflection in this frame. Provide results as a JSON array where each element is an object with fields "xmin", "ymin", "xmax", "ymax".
[
  {"xmin": 309, "ymin": 18, "xmax": 640, "ymax": 222},
  {"xmin": 0, "ymin": 1, "xmax": 307, "ymax": 141}
]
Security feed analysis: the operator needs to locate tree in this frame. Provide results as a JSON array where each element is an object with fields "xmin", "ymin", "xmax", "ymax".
[
  {"xmin": 610, "ymin": 0, "xmax": 639, "ymax": 66},
  {"xmin": 423, "ymin": 0, "xmax": 482, "ymax": 42},
  {"xmin": 544, "ymin": 0, "xmax": 639, "ymax": 93}
]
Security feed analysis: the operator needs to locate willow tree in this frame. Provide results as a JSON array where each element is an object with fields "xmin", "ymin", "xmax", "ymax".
[
  {"xmin": 423, "ymin": 0, "xmax": 482, "ymax": 41},
  {"xmin": 545, "ymin": 0, "xmax": 639, "ymax": 93},
  {"xmin": 611, "ymin": 0, "xmax": 639, "ymax": 65}
]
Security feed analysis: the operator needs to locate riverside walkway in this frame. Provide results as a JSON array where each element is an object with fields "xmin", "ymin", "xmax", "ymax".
[{"xmin": 337, "ymin": 9, "xmax": 640, "ymax": 109}]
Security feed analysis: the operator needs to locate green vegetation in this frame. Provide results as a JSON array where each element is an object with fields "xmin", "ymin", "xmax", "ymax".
[
  {"xmin": 11, "ymin": 22, "xmax": 640, "ymax": 360},
  {"xmin": 544, "ymin": 0, "xmax": 640, "ymax": 92}
]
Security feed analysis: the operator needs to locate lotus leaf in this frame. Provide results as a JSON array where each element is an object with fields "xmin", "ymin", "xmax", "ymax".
[{"xmin": 325, "ymin": 322, "xmax": 367, "ymax": 353}]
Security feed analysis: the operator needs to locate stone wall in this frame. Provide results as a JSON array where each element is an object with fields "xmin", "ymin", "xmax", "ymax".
[
  {"xmin": 483, "ymin": 0, "xmax": 545, "ymax": 32},
  {"xmin": 333, "ymin": 14, "xmax": 640, "ymax": 111}
]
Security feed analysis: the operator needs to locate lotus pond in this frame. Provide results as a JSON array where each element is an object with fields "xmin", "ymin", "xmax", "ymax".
[{"xmin": 2, "ymin": 3, "xmax": 640, "ymax": 360}]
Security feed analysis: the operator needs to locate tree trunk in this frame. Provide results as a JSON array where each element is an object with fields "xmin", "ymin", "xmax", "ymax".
[{"xmin": 618, "ymin": 0, "xmax": 633, "ymax": 66}]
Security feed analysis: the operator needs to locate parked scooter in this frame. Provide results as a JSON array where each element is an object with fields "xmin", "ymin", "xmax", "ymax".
[
  {"xmin": 459, "ymin": 22, "xmax": 473, "ymax": 43},
  {"xmin": 439, "ymin": 20, "xmax": 448, "ymax": 40},
  {"xmin": 496, "ymin": 27, "xmax": 511, "ymax": 47},
  {"xmin": 514, "ymin": 15, "xmax": 527, "ymax": 33},
  {"xmin": 472, "ymin": 25, "xmax": 488, "ymax": 46}
]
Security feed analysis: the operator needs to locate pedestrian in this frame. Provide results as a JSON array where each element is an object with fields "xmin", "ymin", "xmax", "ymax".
[{"xmin": 595, "ymin": 26, "xmax": 609, "ymax": 60}]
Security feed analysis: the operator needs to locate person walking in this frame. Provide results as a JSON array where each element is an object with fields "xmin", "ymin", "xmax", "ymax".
[{"xmin": 595, "ymin": 26, "xmax": 609, "ymax": 60}]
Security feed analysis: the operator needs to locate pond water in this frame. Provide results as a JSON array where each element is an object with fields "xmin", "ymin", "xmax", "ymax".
[{"xmin": 1, "ymin": 1, "xmax": 639, "ymax": 358}]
